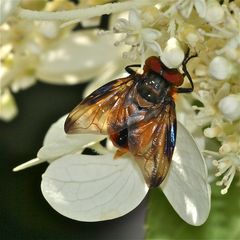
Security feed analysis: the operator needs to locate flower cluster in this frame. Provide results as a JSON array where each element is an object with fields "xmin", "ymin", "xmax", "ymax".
[
  {"xmin": 3, "ymin": 0, "xmax": 239, "ymax": 226},
  {"xmin": 0, "ymin": 0, "xmax": 122, "ymax": 121},
  {"xmin": 188, "ymin": 1, "xmax": 240, "ymax": 194},
  {"xmin": 0, "ymin": 0, "xmax": 71, "ymax": 120}
]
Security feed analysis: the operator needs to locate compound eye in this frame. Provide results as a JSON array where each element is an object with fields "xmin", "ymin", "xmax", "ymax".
[
  {"xmin": 144, "ymin": 56, "xmax": 184, "ymax": 86},
  {"xmin": 144, "ymin": 56, "xmax": 162, "ymax": 74}
]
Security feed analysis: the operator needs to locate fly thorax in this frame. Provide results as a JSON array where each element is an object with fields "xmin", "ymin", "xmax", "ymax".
[{"xmin": 137, "ymin": 71, "xmax": 171, "ymax": 105}]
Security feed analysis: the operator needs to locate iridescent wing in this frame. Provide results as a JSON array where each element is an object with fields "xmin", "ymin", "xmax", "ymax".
[
  {"xmin": 65, "ymin": 75, "xmax": 177, "ymax": 188},
  {"xmin": 64, "ymin": 77, "xmax": 136, "ymax": 135},
  {"xmin": 128, "ymin": 100, "xmax": 176, "ymax": 187}
]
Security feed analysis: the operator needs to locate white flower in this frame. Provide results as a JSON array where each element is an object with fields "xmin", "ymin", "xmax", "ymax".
[
  {"xmin": 14, "ymin": 115, "xmax": 211, "ymax": 226},
  {"xmin": 218, "ymin": 94, "xmax": 240, "ymax": 121},
  {"xmin": 113, "ymin": 9, "xmax": 162, "ymax": 61}
]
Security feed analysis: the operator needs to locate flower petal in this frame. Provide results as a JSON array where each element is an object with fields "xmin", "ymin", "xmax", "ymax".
[
  {"xmin": 41, "ymin": 153, "xmax": 148, "ymax": 221},
  {"xmin": 113, "ymin": 18, "xmax": 129, "ymax": 32},
  {"xmin": 179, "ymin": 1, "xmax": 193, "ymax": 18},
  {"xmin": 38, "ymin": 115, "xmax": 106, "ymax": 161},
  {"xmin": 194, "ymin": 0, "xmax": 207, "ymax": 18},
  {"xmin": 146, "ymin": 41, "xmax": 162, "ymax": 55},
  {"xmin": 161, "ymin": 122, "xmax": 211, "ymax": 226},
  {"xmin": 128, "ymin": 9, "xmax": 141, "ymax": 28},
  {"xmin": 0, "ymin": 0, "xmax": 21, "ymax": 24},
  {"xmin": 142, "ymin": 28, "xmax": 161, "ymax": 41},
  {"xmin": 37, "ymin": 31, "xmax": 120, "ymax": 85},
  {"xmin": 176, "ymin": 96, "xmax": 205, "ymax": 150}
]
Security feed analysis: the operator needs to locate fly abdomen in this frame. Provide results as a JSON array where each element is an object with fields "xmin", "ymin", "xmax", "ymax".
[{"xmin": 110, "ymin": 128, "xmax": 129, "ymax": 149}]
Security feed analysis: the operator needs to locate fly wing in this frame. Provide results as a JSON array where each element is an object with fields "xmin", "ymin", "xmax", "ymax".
[
  {"xmin": 128, "ymin": 100, "xmax": 176, "ymax": 188},
  {"xmin": 64, "ymin": 77, "xmax": 136, "ymax": 135}
]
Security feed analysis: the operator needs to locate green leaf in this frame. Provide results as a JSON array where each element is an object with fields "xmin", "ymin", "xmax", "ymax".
[{"xmin": 145, "ymin": 182, "xmax": 240, "ymax": 239}]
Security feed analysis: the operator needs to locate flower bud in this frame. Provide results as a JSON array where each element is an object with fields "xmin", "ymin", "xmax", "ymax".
[
  {"xmin": 38, "ymin": 21, "xmax": 59, "ymax": 39},
  {"xmin": 0, "ymin": 90, "xmax": 18, "ymax": 121},
  {"xmin": 179, "ymin": 24, "xmax": 204, "ymax": 47},
  {"xmin": 195, "ymin": 64, "xmax": 207, "ymax": 77},
  {"xmin": 218, "ymin": 94, "xmax": 240, "ymax": 121},
  {"xmin": 161, "ymin": 38, "xmax": 185, "ymax": 69},
  {"xmin": 204, "ymin": 127, "xmax": 221, "ymax": 138},
  {"xmin": 219, "ymin": 143, "xmax": 231, "ymax": 154},
  {"xmin": 209, "ymin": 56, "xmax": 233, "ymax": 80},
  {"xmin": 205, "ymin": 0, "xmax": 225, "ymax": 24}
]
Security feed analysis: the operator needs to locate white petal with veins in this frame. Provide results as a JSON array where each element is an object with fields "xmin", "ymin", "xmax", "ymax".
[
  {"xmin": 37, "ymin": 31, "xmax": 120, "ymax": 85},
  {"xmin": 41, "ymin": 153, "xmax": 148, "ymax": 221},
  {"xmin": 38, "ymin": 115, "xmax": 106, "ymax": 161},
  {"xmin": 161, "ymin": 122, "xmax": 211, "ymax": 226}
]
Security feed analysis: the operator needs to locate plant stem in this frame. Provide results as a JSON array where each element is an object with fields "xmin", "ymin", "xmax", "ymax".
[{"xmin": 17, "ymin": 0, "xmax": 156, "ymax": 24}]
